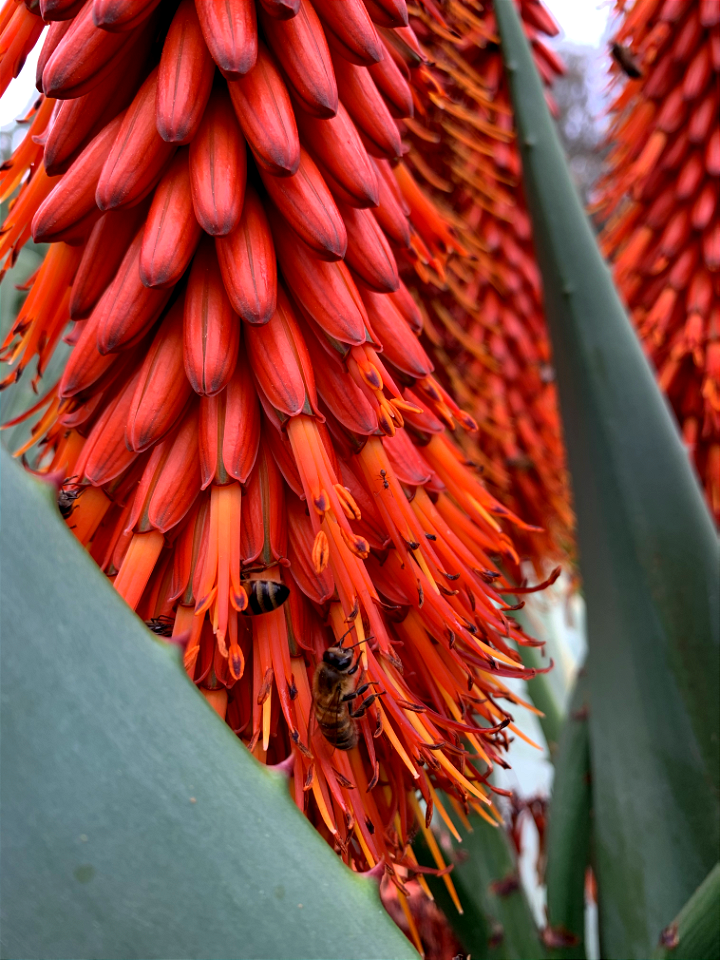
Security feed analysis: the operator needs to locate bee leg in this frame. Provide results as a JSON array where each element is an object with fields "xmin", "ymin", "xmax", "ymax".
[
  {"xmin": 342, "ymin": 680, "xmax": 381, "ymax": 703},
  {"xmin": 347, "ymin": 653, "xmax": 362, "ymax": 676},
  {"xmin": 342, "ymin": 682, "xmax": 371, "ymax": 702},
  {"xmin": 350, "ymin": 691, "xmax": 385, "ymax": 718}
]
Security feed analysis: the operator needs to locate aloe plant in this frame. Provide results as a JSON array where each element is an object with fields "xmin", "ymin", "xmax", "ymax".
[
  {"xmin": 2, "ymin": 3, "xmax": 718, "ymax": 958},
  {"xmin": 0, "ymin": 451, "xmax": 417, "ymax": 960},
  {"xmin": 654, "ymin": 863, "xmax": 720, "ymax": 960},
  {"xmin": 543, "ymin": 671, "xmax": 591, "ymax": 959},
  {"xmin": 495, "ymin": 3, "xmax": 720, "ymax": 958}
]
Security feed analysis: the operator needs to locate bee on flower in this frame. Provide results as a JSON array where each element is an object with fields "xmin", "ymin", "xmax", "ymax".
[{"xmin": 0, "ymin": 0, "xmax": 562, "ymax": 944}]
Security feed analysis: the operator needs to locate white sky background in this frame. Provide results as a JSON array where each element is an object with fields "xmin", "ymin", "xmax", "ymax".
[
  {"xmin": 544, "ymin": 0, "xmax": 614, "ymax": 47},
  {"xmin": 543, "ymin": 0, "xmax": 617, "ymax": 129},
  {"xmin": 0, "ymin": 41, "xmax": 42, "ymax": 129}
]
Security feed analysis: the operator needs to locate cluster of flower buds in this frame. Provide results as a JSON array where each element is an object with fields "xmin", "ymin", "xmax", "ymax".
[
  {"xmin": 0, "ymin": 0, "xmax": 560, "ymax": 928},
  {"xmin": 386, "ymin": 0, "xmax": 575, "ymax": 567},
  {"xmin": 596, "ymin": 0, "xmax": 720, "ymax": 523}
]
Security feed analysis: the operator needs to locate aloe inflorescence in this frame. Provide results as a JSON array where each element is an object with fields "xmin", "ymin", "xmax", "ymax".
[
  {"xmin": 0, "ymin": 0, "xmax": 568, "ymax": 946},
  {"xmin": 596, "ymin": 0, "xmax": 720, "ymax": 523}
]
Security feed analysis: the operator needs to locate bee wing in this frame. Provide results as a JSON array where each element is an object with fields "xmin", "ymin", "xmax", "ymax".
[{"xmin": 326, "ymin": 682, "xmax": 346, "ymax": 750}]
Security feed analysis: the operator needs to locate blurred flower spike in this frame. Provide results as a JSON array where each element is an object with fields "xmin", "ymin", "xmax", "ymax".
[
  {"xmin": 0, "ymin": 0, "xmax": 561, "ymax": 937},
  {"xmin": 394, "ymin": 0, "xmax": 575, "ymax": 568},
  {"xmin": 597, "ymin": 0, "xmax": 720, "ymax": 523}
]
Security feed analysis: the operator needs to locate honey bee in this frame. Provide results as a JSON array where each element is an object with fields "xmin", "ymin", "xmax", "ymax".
[
  {"xmin": 611, "ymin": 42, "xmax": 643, "ymax": 79},
  {"xmin": 312, "ymin": 644, "xmax": 382, "ymax": 750},
  {"xmin": 244, "ymin": 579, "xmax": 290, "ymax": 615},
  {"xmin": 57, "ymin": 477, "xmax": 84, "ymax": 519},
  {"xmin": 145, "ymin": 615, "xmax": 174, "ymax": 637}
]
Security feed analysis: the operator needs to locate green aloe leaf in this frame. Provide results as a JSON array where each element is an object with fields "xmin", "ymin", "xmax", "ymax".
[
  {"xmin": 544, "ymin": 670, "xmax": 591, "ymax": 959},
  {"xmin": 495, "ymin": 3, "xmax": 720, "ymax": 958},
  {"xmin": 653, "ymin": 862, "xmax": 720, "ymax": 960},
  {"xmin": 0, "ymin": 450, "xmax": 417, "ymax": 960},
  {"xmin": 415, "ymin": 808, "xmax": 546, "ymax": 960}
]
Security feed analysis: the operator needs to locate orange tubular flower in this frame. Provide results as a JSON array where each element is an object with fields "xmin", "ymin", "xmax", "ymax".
[
  {"xmin": 371, "ymin": 0, "xmax": 576, "ymax": 569},
  {"xmin": 0, "ymin": 0, "xmax": 558, "ymax": 938},
  {"xmin": 596, "ymin": 0, "xmax": 720, "ymax": 524}
]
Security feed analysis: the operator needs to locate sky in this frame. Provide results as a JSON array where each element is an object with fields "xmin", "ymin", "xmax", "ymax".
[
  {"xmin": 0, "ymin": 42, "xmax": 42, "ymax": 129},
  {"xmin": 0, "ymin": 1, "xmax": 614, "ymax": 128},
  {"xmin": 544, "ymin": 0, "xmax": 614, "ymax": 47}
]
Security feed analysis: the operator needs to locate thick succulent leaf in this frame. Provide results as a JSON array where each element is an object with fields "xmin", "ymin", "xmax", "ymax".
[
  {"xmin": 415, "ymin": 810, "xmax": 546, "ymax": 960},
  {"xmin": 495, "ymin": 3, "xmax": 720, "ymax": 957},
  {"xmin": 544, "ymin": 670, "xmax": 591, "ymax": 959},
  {"xmin": 653, "ymin": 863, "xmax": 720, "ymax": 960},
  {"xmin": 0, "ymin": 450, "xmax": 417, "ymax": 960}
]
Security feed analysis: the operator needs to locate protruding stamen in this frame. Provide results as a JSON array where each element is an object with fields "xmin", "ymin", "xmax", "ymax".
[
  {"xmin": 313, "ymin": 488, "xmax": 330, "ymax": 516},
  {"xmin": 312, "ymin": 529, "xmax": 330, "ymax": 573},
  {"xmin": 333, "ymin": 483, "xmax": 361, "ymax": 521},
  {"xmin": 340, "ymin": 527, "xmax": 370, "ymax": 559}
]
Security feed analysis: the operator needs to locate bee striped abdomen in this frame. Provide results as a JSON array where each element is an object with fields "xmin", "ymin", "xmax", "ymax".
[
  {"xmin": 312, "ymin": 654, "xmax": 359, "ymax": 751},
  {"xmin": 245, "ymin": 580, "xmax": 290, "ymax": 615},
  {"xmin": 318, "ymin": 714, "xmax": 358, "ymax": 751}
]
